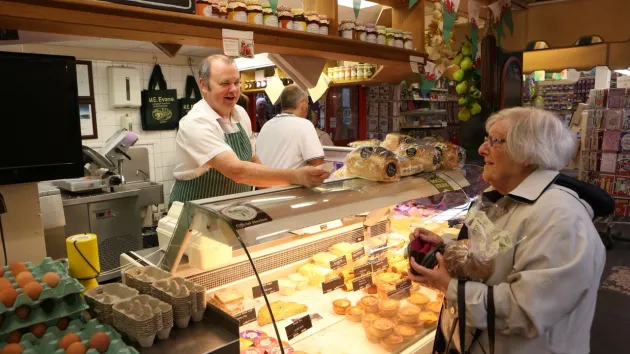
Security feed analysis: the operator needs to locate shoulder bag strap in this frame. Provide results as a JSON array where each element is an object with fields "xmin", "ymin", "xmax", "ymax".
[
  {"xmin": 148, "ymin": 64, "xmax": 167, "ymax": 91},
  {"xmin": 458, "ymin": 280, "xmax": 467, "ymax": 353},
  {"xmin": 487, "ymin": 286, "xmax": 495, "ymax": 354},
  {"xmin": 185, "ymin": 75, "xmax": 201, "ymax": 99}
]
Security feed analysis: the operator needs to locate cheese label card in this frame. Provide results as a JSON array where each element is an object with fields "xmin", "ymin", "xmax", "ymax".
[
  {"xmin": 371, "ymin": 258, "xmax": 389, "ymax": 272},
  {"xmin": 371, "ymin": 242, "xmax": 388, "ymax": 257},
  {"xmin": 220, "ymin": 203, "xmax": 272, "ymax": 230},
  {"xmin": 354, "ymin": 263, "xmax": 372, "ymax": 278},
  {"xmin": 252, "ymin": 280, "xmax": 279, "ymax": 298},
  {"xmin": 353, "ymin": 235, "xmax": 365, "ymax": 243},
  {"xmin": 234, "ymin": 308, "xmax": 256, "ymax": 326},
  {"xmin": 286, "ymin": 315, "xmax": 312, "ymax": 340},
  {"xmin": 352, "ymin": 247, "xmax": 366, "ymax": 262},
  {"xmin": 388, "ymin": 287, "xmax": 411, "ymax": 300},
  {"xmin": 291, "ymin": 313, "xmax": 322, "ymax": 323},
  {"xmin": 330, "ymin": 256, "xmax": 348, "ymax": 270},
  {"xmin": 395, "ymin": 278, "xmax": 412, "ymax": 291},
  {"xmin": 352, "ymin": 274, "xmax": 374, "ymax": 292},
  {"xmin": 322, "ymin": 276, "xmax": 344, "ymax": 294}
]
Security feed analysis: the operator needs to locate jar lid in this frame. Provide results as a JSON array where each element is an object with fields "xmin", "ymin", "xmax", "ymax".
[
  {"xmin": 245, "ymin": 0, "xmax": 259, "ymax": 4},
  {"xmin": 386, "ymin": 28, "xmax": 395, "ymax": 34},
  {"xmin": 305, "ymin": 10, "xmax": 317, "ymax": 16},
  {"xmin": 291, "ymin": 8, "xmax": 304, "ymax": 15},
  {"xmin": 376, "ymin": 25, "xmax": 386, "ymax": 30},
  {"xmin": 277, "ymin": 5, "xmax": 291, "ymax": 11}
]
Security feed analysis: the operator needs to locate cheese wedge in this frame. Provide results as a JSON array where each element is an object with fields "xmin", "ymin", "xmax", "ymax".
[
  {"xmin": 278, "ymin": 279, "xmax": 296, "ymax": 296},
  {"xmin": 298, "ymin": 263, "xmax": 316, "ymax": 278},
  {"xmin": 288, "ymin": 273, "xmax": 308, "ymax": 290},
  {"xmin": 313, "ymin": 252, "xmax": 338, "ymax": 268},
  {"xmin": 310, "ymin": 266, "xmax": 333, "ymax": 286},
  {"xmin": 257, "ymin": 301, "xmax": 308, "ymax": 326}
]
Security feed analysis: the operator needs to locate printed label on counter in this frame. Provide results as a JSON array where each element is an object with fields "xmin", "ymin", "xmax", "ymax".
[
  {"xmin": 426, "ymin": 175, "xmax": 454, "ymax": 193},
  {"xmin": 330, "ymin": 256, "xmax": 348, "ymax": 270},
  {"xmin": 234, "ymin": 308, "xmax": 256, "ymax": 326},
  {"xmin": 220, "ymin": 203, "xmax": 272, "ymax": 230},
  {"xmin": 322, "ymin": 276, "xmax": 344, "ymax": 294},
  {"xmin": 291, "ymin": 313, "xmax": 322, "ymax": 323},
  {"xmin": 286, "ymin": 314, "xmax": 313, "ymax": 340},
  {"xmin": 353, "ymin": 263, "xmax": 372, "ymax": 278},
  {"xmin": 371, "ymin": 242, "xmax": 388, "ymax": 257},
  {"xmin": 252, "ymin": 280, "xmax": 279, "ymax": 298},
  {"xmin": 352, "ymin": 247, "xmax": 366, "ymax": 262},
  {"xmin": 352, "ymin": 274, "xmax": 374, "ymax": 292},
  {"xmin": 371, "ymin": 258, "xmax": 389, "ymax": 272},
  {"xmin": 388, "ymin": 287, "xmax": 411, "ymax": 300}
]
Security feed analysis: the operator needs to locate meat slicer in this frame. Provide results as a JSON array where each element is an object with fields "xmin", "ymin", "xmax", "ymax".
[{"xmin": 53, "ymin": 129, "xmax": 139, "ymax": 192}]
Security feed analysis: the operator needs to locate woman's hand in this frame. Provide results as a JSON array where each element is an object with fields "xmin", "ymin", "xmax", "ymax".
[
  {"xmin": 409, "ymin": 252, "xmax": 451, "ymax": 293},
  {"xmin": 409, "ymin": 227, "xmax": 442, "ymax": 245}
]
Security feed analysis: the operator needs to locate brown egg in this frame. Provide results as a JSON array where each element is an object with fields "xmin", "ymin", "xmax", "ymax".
[
  {"xmin": 8, "ymin": 262, "xmax": 25, "ymax": 273},
  {"xmin": 0, "ymin": 288, "xmax": 18, "ymax": 307},
  {"xmin": 41, "ymin": 272, "xmax": 61, "ymax": 288},
  {"xmin": 15, "ymin": 306, "xmax": 30, "ymax": 320},
  {"xmin": 30, "ymin": 323, "xmax": 47, "ymax": 338},
  {"xmin": 0, "ymin": 278, "xmax": 13, "ymax": 291},
  {"xmin": 56, "ymin": 317, "xmax": 69, "ymax": 331},
  {"xmin": 66, "ymin": 342, "xmax": 87, "ymax": 354},
  {"xmin": 1, "ymin": 343, "xmax": 23, "ymax": 354},
  {"xmin": 23, "ymin": 282, "xmax": 43, "ymax": 301},
  {"xmin": 0, "ymin": 268, "xmax": 5, "ymax": 277},
  {"xmin": 7, "ymin": 331, "xmax": 22, "ymax": 344},
  {"xmin": 15, "ymin": 273, "xmax": 34, "ymax": 288},
  {"xmin": 58, "ymin": 333, "xmax": 82, "ymax": 350},
  {"xmin": 88, "ymin": 332, "xmax": 110, "ymax": 353}
]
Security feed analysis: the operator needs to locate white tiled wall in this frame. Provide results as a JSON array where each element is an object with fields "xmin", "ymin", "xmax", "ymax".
[{"xmin": 82, "ymin": 59, "xmax": 198, "ymax": 209}]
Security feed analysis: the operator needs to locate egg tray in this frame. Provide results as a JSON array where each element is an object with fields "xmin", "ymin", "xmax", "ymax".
[
  {"xmin": 85, "ymin": 284, "xmax": 140, "ymax": 326},
  {"xmin": 112, "ymin": 295, "xmax": 173, "ymax": 348},
  {"xmin": 122, "ymin": 266, "xmax": 171, "ymax": 295},
  {"xmin": 150, "ymin": 277, "xmax": 206, "ymax": 329},
  {"xmin": 0, "ymin": 318, "xmax": 139, "ymax": 354}
]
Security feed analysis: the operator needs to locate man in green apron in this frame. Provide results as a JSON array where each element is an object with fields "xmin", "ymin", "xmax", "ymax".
[{"xmin": 169, "ymin": 55, "xmax": 329, "ymax": 206}]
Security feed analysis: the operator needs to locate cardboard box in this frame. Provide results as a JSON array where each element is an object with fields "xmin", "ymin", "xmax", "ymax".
[
  {"xmin": 368, "ymin": 102, "xmax": 379, "ymax": 116},
  {"xmin": 378, "ymin": 117, "xmax": 390, "ymax": 133},
  {"xmin": 620, "ymin": 132, "xmax": 630, "ymax": 152},
  {"xmin": 607, "ymin": 88, "xmax": 627, "ymax": 108},
  {"xmin": 603, "ymin": 109, "xmax": 623, "ymax": 130},
  {"xmin": 602, "ymin": 131, "xmax": 621, "ymax": 151},
  {"xmin": 614, "ymin": 198, "xmax": 630, "ymax": 216},
  {"xmin": 614, "ymin": 176, "xmax": 630, "ymax": 197},
  {"xmin": 379, "ymin": 102, "xmax": 389, "ymax": 117},
  {"xmin": 367, "ymin": 117, "xmax": 379, "ymax": 132},
  {"xmin": 599, "ymin": 174, "xmax": 616, "ymax": 194},
  {"xmin": 617, "ymin": 154, "xmax": 630, "ymax": 176},
  {"xmin": 600, "ymin": 152, "xmax": 618, "ymax": 173}
]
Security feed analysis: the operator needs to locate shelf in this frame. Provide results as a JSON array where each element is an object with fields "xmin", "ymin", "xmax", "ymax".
[
  {"xmin": 400, "ymin": 123, "xmax": 447, "ymax": 129},
  {"xmin": 242, "ymin": 88, "xmax": 266, "ymax": 94},
  {"xmin": 402, "ymin": 98, "xmax": 457, "ymax": 102},
  {"xmin": 0, "ymin": 0, "xmax": 427, "ymax": 67},
  {"xmin": 330, "ymin": 78, "xmax": 378, "ymax": 86},
  {"xmin": 399, "ymin": 109, "xmax": 448, "ymax": 116}
]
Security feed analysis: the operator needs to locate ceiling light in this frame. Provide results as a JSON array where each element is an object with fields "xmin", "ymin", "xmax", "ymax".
[{"xmin": 337, "ymin": 0, "xmax": 379, "ymax": 9}]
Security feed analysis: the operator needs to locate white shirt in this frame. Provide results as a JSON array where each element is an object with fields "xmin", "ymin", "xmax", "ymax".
[
  {"xmin": 173, "ymin": 100, "xmax": 255, "ymax": 181},
  {"xmin": 256, "ymin": 113, "xmax": 325, "ymax": 169}
]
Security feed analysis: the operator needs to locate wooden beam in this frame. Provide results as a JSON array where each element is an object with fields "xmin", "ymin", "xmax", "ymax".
[
  {"xmin": 153, "ymin": 42, "xmax": 182, "ymax": 58},
  {"xmin": 523, "ymin": 44, "xmax": 608, "ymax": 73},
  {"xmin": 0, "ymin": 0, "xmax": 426, "ymax": 66}
]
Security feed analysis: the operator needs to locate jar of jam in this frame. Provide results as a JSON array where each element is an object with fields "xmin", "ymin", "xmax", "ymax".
[
  {"xmin": 246, "ymin": 0, "xmax": 262, "ymax": 25},
  {"xmin": 340, "ymin": 20, "xmax": 355, "ymax": 39},
  {"xmin": 219, "ymin": 1, "xmax": 228, "ymax": 19},
  {"xmin": 292, "ymin": 9, "xmax": 306, "ymax": 31},
  {"xmin": 261, "ymin": 1, "xmax": 278, "ymax": 27},
  {"xmin": 306, "ymin": 11, "xmax": 319, "ymax": 34},
  {"xmin": 365, "ymin": 23, "xmax": 377, "ymax": 43},
  {"xmin": 327, "ymin": 68, "xmax": 334, "ymax": 80},
  {"xmin": 403, "ymin": 31, "xmax": 413, "ymax": 49},
  {"xmin": 333, "ymin": 67, "xmax": 341, "ymax": 81},
  {"xmin": 277, "ymin": 5, "xmax": 293, "ymax": 29},
  {"xmin": 344, "ymin": 66, "xmax": 351, "ymax": 80},
  {"xmin": 355, "ymin": 22, "xmax": 366, "ymax": 41},
  {"xmin": 394, "ymin": 30, "xmax": 404, "ymax": 48},
  {"xmin": 319, "ymin": 15, "xmax": 329, "ymax": 35},
  {"xmin": 196, "ymin": 0, "xmax": 210, "ymax": 17},
  {"xmin": 357, "ymin": 64, "xmax": 364, "ymax": 79},
  {"xmin": 376, "ymin": 26, "xmax": 386, "ymax": 45},
  {"xmin": 386, "ymin": 28, "xmax": 395, "ymax": 46},
  {"xmin": 351, "ymin": 65, "xmax": 357, "ymax": 80},
  {"xmin": 227, "ymin": 0, "xmax": 247, "ymax": 22}
]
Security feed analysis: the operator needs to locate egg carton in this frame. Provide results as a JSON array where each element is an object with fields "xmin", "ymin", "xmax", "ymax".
[
  {"xmin": 0, "ymin": 317, "xmax": 139, "ymax": 354},
  {"xmin": 112, "ymin": 295, "xmax": 173, "ymax": 348},
  {"xmin": 150, "ymin": 277, "xmax": 206, "ymax": 329},
  {"xmin": 85, "ymin": 284, "xmax": 139, "ymax": 326},
  {"xmin": 122, "ymin": 266, "xmax": 171, "ymax": 295}
]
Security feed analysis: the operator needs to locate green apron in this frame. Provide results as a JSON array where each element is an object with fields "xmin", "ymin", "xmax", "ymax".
[{"xmin": 169, "ymin": 122, "xmax": 252, "ymax": 206}]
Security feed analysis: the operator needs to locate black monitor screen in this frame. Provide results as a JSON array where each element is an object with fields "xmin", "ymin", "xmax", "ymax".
[{"xmin": 0, "ymin": 51, "xmax": 83, "ymax": 185}]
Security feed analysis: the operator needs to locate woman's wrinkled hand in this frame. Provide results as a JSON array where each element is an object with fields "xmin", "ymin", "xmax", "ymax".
[{"xmin": 409, "ymin": 252, "xmax": 451, "ymax": 292}]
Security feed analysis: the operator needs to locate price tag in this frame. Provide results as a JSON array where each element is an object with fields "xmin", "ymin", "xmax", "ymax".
[
  {"xmin": 395, "ymin": 278, "xmax": 412, "ymax": 291},
  {"xmin": 322, "ymin": 276, "xmax": 344, "ymax": 294},
  {"xmin": 330, "ymin": 256, "xmax": 348, "ymax": 270},
  {"xmin": 234, "ymin": 308, "xmax": 256, "ymax": 326},
  {"xmin": 371, "ymin": 242, "xmax": 388, "ymax": 257},
  {"xmin": 291, "ymin": 313, "xmax": 322, "ymax": 323},
  {"xmin": 353, "ymin": 263, "xmax": 372, "ymax": 278},
  {"xmin": 352, "ymin": 247, "xmax": 366, "ymax": 262},
  {"xmin": 388, "ymin": 278, "xmax": 412, "ymax": 299},
  {"xmin": 352, "ymin": 274, "xmax": 374, "ymax": 292},
  {"xmin": 353, "ymin": 235, "xmax": 365, "ymax": 243},
  {"xmin": 371, "ymin": 258, "xmax": 389, "ymax": 273},
  {"xmin": 252, "ymin": 280, "xmax": 279, "ymax": 299},
  {"xmin": 285, "ymin": 315, "xmax": 313, "ymax": 340}
]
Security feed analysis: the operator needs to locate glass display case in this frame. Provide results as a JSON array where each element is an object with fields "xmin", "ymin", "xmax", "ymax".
[{"xmin": 158, "ymin": 171, "xmax": 480, "ymax": 354}]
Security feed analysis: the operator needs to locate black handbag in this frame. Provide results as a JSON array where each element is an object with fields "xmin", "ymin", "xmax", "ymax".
[
  {"xmin": 178, "ymin": 75, "xmax": 202, "ymax": 122},
  {"xmin": 141, "ymin": 64, "xmax": 179, "ymax": 131}
]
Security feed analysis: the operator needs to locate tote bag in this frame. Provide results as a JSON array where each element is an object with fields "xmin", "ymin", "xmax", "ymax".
[
  {"xmin": 141, "ymin": 64, "xmax": 179, "ymax": 130},
  {"xmin": 178, "ymin": 75, "xmax": 202, "ymax": 122}
]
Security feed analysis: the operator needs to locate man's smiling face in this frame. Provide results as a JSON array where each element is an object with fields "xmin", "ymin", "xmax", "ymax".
[{"xmin": 203, "ymin": 60, "xmax": 241, "ymax": 117}]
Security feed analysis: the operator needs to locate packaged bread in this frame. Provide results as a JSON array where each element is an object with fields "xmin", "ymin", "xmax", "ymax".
[
  {"xmin": 434, "ymin": 142, "xmax": 466, "ymax": 170},
  {"xmin": 332, "ymin": 166, "xmax": 348, "ymax": 179},
  {"xmin": 380, "ymin": 133, "xmax": 416, "ymax": 151},
  {"xmin": 349, "ymin": 139, "xmax": 381, "ymax": 148},
  {"xmin": 345, "ymin": 145, "xmax": 401, "ymax": 182},
  {"xmin": 395, "ymin": 143, "xmax": 440, "ymax": 173}
]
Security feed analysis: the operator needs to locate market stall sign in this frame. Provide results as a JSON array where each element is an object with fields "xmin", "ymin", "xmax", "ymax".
[
  {"xmin": 370, "ymin": 242, "xmax": 388, "ymax": 257},
  {"xmin": 322, "ymin": 276, "xmax": 345, "ymax": 294},
  {"xmin": 286, "ymin": 314, "xmax": 313, "ymax": 340},
  {"xmin": 252, "ymin": 280, "xmax": 280, "ymax": 298},
  {"xmin": 220, "ymin": 203, "xmax": 272, "ymax": 230},
  {"xmin": 425, "ymin": 175, "xmax": 454, "ymax": 193},
  {"xmin": 371, "ymin": 258, "xmax": 389, "ymax": 273},
  {"xmin": 330, "ymin": 256, "xmax": 348, "ymax": 270},
  {"xmin": 352, "ymin": 274, "xmax": 374, "ymax": 292},
  {"xmin": 352, "ymin": 247, "xmax": 366, "ymax": 262},
  {"xmin": 234, "ymin": 308, "xmax": 256, "ymax": 326},
  {"xmin": 353, "ymin": 263, "xmax": 372, "ymax": 278}
]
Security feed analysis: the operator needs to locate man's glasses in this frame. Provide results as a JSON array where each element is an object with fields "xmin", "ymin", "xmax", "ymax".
[{"xmin": 484, "ymin": 136, "xmax": 507, "ymax": 147}]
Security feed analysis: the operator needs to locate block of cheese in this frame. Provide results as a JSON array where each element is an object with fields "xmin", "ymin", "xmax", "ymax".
[
  {"xmin": 288, "ymin": 273, "xmax": 308, "ymax": 290},
  {"xmin": 330, "ymin": 242, "xmax": 356, "ymax": 264},
  {"xmin": 298, "ymin": 263, "xmax": 316, "ymax": 278},
  {"xmin": 278, "ymin": 279, "xmax": 296, "ymax": 296},
  {"xmin": 257, "ymin": 301, "xmax": 308, "ymax": 326},
  {"xmin": 313, "ymin": 252, "xmax": 338, "ymax": 268},
  {"xmin": 213, "ymin": 287, "xmax": 244, "ymax": 315},
  {"xmin": 310, "ymin": 266, "xmax": 333, "ymax": 286}
]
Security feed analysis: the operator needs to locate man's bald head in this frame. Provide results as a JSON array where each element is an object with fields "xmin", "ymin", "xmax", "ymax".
[
  {"xmin": 199, "ymin": 55, "xmax": 236, "ymax": 88},
  {"xmin": 280, "ymin": 85, "xmax": 309, "ymax": 118}
]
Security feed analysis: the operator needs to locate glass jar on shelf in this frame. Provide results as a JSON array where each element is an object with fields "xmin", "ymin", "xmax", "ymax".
[
  {"xmin": 366, "ymin": 23, "xmax": 377, "ymax": 43},
  {"xmin": 328, "ymin": 68, "xmax": 334, "ymax": 80},
  {"xmin": 227, "ymin": 0, "xmax": 247, "ymax": 22},
  {"xmin": 292, "ymin": 8, "xmax": 307, "ymax": 31},
  {"xmin": 319, "ymin": 15, "xmax": 329, "ymax": 35},
  {"xmin": 306, "ymin": 11, "xmax": 319, "ymax": 33},
  {"xmin": 246, "ymin": 0, "xmax": 263, "ymax": 25},
  {"xmin": 386, "ymin": 28, "xmax": 395, "ymax": 46},
  {"xmin": 277, "ymin": 5, "xmax": 293, "ymax": 29},
  {"xmin": 339, "ymin": 20, "xmax": 356, "ymax": 39},
  {"xmin": 261, "ymin": 1, "xmax": 278, "ymax": 26},
  {"xmin": 403, "ymin": 31, "xmax": 413, "ymax": 50},
  {"xmin": 376, "ymin": 26, "xmax": 386, "ymax": 45},
  {"xmin": 355, "ymin": 22, "xmax": 366, "ymax": 41},
  {"xmin": 394, "ymin": 30, "xmax": 404, "ymax": 48},
  {"xmin": 344, "ymin": 66, "xmax": 351, "ymax": 81},
  {"xmin": 196, "ymin": 0, "xmax": 210, "ymax": 17},
  {"xmin": 218, "ymin": 1, "xmax": 228, "ymax": 19},
  {"xmin": 351, "ymin": 65, "xmax": 357, "ymax": 80},
  {"xmin": 356, "ymin": 64, "xmax": 364, "ymax": 80}
]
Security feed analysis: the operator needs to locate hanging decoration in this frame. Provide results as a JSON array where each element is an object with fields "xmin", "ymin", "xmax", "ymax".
[
  {"xmin": 453, "ymin": 37, "xmax": 481, "ymax": 121},
  {"xmin": 268, "ymin": 0, "xmax": 278, "ymax": 14},
  {"xmin": 421, "ymin": 61, "xmax": 444, "ymax": 97},
  {"xmin": 353, "ymin": 0, "xmax": 361, "ymax": 20},
  {"xmin": 425, "ymin": 1, "xmax": 456, "ymax": 78},
  {"xmin": 409, "ymin": 0, "xmax": 418, "ymax": 9},
  {"xmin": 442, "ymin": 0, "xmax": 460, "ymax": 44},
  {"xmin": 468, "ymin": 0, "xmax": 482, "ymax": 60},
  {"xmin": 487, "ymin": 0, "xmax": 514, "ymax": 47}
]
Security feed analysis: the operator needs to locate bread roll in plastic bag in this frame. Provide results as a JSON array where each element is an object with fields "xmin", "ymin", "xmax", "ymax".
[
  {"xmin": 380, "ymin": 133, "xmax": 417, "ymax": 151},
  {"xmin": 348, "ymin": 139, "xmax": 381, "ymax": 148},
  {"xmin": 434, "ymin": 142, "xmax": 466, "ymax": 170},
  {"xmin": 345, "ymin": 145, "xmax": 401, "ymax": 182},
  {"xmin": 443, "ymin": 239, "xmax": 492, "ymax": 282},
  {"xmin": 395, "ymin": 143, "xmax": 441, "ymax": 173}
]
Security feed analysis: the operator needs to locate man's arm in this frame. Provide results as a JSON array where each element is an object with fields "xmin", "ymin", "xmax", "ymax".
[
  {"xmin": 252, "ymin": 155, "xmax": 262, "ymax": 164},
  {"xmin": 207, "ymin": 151, "xmax": 328, "ymax": 187},
  {"xmin": 306, "ymin": 158, "xmax": 325, "ymax": 167}
]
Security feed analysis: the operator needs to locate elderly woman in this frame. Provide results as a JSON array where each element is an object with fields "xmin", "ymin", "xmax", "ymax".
[{"xmin": 410, "ymin": 107, "xmax": 609, "ymax": 354}]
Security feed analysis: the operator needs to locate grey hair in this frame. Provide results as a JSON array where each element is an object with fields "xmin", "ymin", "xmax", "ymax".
[
  {"xmin": 280, "ymin": 84, "xmax": 308, "ymax": 111},
  {"xmin": 486, "ymin": 107, "xmax": 577, "ymax": 171},
  {"xmin": 198, "ymin": 55, "xmax": 235, "ymax": 88}
]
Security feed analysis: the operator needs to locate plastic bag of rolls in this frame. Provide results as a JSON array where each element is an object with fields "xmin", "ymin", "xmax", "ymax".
[
  {"xmin": 348, "ymin": 139, "xmax": 381, "ymax": 148},
  {"xmin": 380, "ymin": 133, "xmax": 417, "ymax": 151},
  {"xmin": 345, "ymin": 145, "xmax": 401, "ymax": 182},
  {"xmin": 394, "ymin": 143, "xmax": 441, "ymax": 174},
  {"xmin": 433, "ymin": 141, "xmax": 466, "ymax": 170}
]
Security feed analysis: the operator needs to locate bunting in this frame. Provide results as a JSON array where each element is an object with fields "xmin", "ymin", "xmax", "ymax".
[
  {"xmin": 442, "ymin": 0, "xmax": 460, "ymax": 44},
  {"xmin": 468, "ymin": 0, "xmax": 482, "ymax": 60},
  {"xmin": 420, "ymin": 61, "xmax": 444, "ymax": 97},
  {"xmin": 269, "ymin": 0, "xmax": 278, "ymax": 14},
  {"xmin": 353, "ymin": 0, "xmax": 361, "ymax": 20}
]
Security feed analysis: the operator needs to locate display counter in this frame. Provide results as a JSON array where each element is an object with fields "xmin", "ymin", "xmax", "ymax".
[{"xmin": 156, "ymin": 171, "xmax": 475, "ymax": 354}]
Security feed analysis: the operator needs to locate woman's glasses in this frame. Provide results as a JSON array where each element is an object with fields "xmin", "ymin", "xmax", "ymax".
[{"xmin": 484, "ymin": 136, "xmax": 507, "ymax": 147}]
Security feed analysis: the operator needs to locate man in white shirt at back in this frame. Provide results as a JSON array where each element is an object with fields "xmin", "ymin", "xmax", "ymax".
[{"xmin": 257, "ymin": 85, "xmax": 325, "ymax": 169}]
